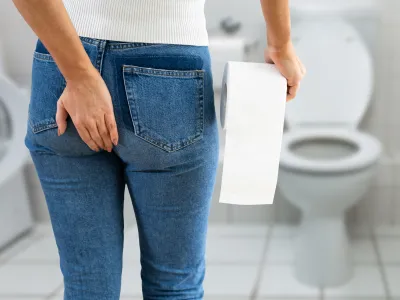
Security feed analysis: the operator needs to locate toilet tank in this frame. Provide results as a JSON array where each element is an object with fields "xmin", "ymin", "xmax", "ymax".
[{"xmin": 290, "ymin": 0, "xmax": 381, "ymax": 59}]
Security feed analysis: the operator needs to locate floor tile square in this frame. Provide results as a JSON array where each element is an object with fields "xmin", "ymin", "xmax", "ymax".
[
  {"xmin": 0, "ymin": 263, "xmax": 62, "ymax": 296},
  {"xmin": 266, "ymin": 238, "xmax": 294, "ymax": 263},
  {"xmin": 324, "ymin": 265, "xmax": 385, "ymax": 297},
  {"xmin": 204, "ymin": 265, "xmax": 259, "ymax": 296},
  {"xmin": 385, "ymin": 266, "xmax": 400, "ymax": 297},
  {"xmin": 120, "ymin": 264, "xmax": 143, "ymax": 297},
  {"xmin": 258, "ymin": 265, "xmax": 319, "ymax": 297},
  {"xmin": 207, "ymin": 225, "xmax": 269, "ymax": 237},
  {"xmin": 8, "ymin": 236, "xmax": 59, "ymax": 263},
  {"xmin": 0, "ymin": 233, "xmax": 37, "ymax": 263},
  {"xmin": 351, "ymin": 239, "xmax": 378, "ymax": 264},
  {"xmin": 270, "ymin": 225, "xmax": 298, "ymax": 239},
  {"xmin": 206, "ymin": 236, "xmax": 265, "ymax": 264},
  {"xmin": 266, "ymin": 237, "xmax": 376, "ymax": 265},
  {"xmin": 123, "ymin": 230, "xmax": 140, "ymax": 263}
]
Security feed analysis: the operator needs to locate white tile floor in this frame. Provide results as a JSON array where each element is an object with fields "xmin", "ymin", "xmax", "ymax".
[{"xmin": 0, "ymin": 224, "xmax": 399, "ymax": 299}]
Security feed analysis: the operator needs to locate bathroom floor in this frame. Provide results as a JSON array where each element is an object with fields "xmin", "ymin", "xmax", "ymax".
[{"xmin": 0, "ymin": 224, "xmax": 399, "ymax": 300}]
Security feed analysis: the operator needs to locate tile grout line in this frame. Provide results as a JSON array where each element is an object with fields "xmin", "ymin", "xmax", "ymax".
[
  {"xmin": 249, "ymin": 211, "xmax": 276, "ymax": 300},
  {"xmin": 370, "ymin": 220, "xmax": 392, "ymax": 300},
  {"xmin": 0, "ymin": 228, "xmax": 47, "ymax": 266}
]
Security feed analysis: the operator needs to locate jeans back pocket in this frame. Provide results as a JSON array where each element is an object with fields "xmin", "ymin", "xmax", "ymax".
[
  {"xmin": 29, "ymin": 52, "xmax": 66, "ymax": 133},
  {"xmin": 122, "ymin": 65, "xmax": 205, "ymax": 152}
]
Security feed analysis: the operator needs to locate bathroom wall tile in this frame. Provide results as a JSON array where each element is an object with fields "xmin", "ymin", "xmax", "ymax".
[
  {"xmin": 369, "ymin": 187, "xmax": 395, "ymax": 226},
  {"xmin": 258, "ymin": 265, "xmax": 319, "ymax": 297},
  {"xmin": 352, "ymin": 190, "xmax": 373, "ymax": 226},
  {"xmin": 324, "ymin": 266, "xmax": 385, "ymax": 298},
  {"xmin": 375, "ymin": 158, "xmax": 395, "ymax": 187},
  {"xmin": 0, "ymin": 263, "xmax": 62, "ymax": 296}
]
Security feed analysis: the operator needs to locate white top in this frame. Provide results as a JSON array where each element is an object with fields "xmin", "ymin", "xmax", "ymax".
[
  {"xmin": 285, "ymin": 20, "xmax": 373, "ymax": 128},
  {"xmin": 62, "ymin": 0, "xmax": 209, "ymax": 46}
]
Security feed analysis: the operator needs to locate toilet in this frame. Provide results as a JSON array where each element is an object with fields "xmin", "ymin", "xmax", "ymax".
[{"xmin": 278, "ymin": 19, "xmax": 382, "ymax": 287}]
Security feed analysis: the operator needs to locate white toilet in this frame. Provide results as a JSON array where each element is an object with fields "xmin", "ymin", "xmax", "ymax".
[{"xmin": 278, "ymin": 19, "xmax": 382, "ymax": 287}]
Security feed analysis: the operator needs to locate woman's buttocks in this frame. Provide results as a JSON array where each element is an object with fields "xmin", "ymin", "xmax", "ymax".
[{"xmin": 101, "ymin": 43, "xmax": 215, "ymax": 156}]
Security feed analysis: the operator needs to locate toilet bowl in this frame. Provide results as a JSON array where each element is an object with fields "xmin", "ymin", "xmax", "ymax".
[{"xmin": 278, "ymin": 19, "xmax": 382, "ymax": 287}]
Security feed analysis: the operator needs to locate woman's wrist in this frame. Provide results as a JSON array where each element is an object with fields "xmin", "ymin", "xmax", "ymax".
[
  {"xmin": 64, "ymin": 62, "xmax": 98, "ymax": 83},
  {"xmin": 267, "ymin": 39, "xmax": 294, "ymax": 58}
]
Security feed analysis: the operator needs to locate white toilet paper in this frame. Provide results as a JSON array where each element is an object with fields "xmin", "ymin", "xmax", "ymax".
[{"xmin": 218, "ymin": 62, "xmax": 287, "ymax": 205}]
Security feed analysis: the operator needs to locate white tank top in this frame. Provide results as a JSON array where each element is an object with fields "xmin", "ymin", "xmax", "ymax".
[{"xmin": 63, "ymin": 0, "xmax": 209, "ymax": 46}]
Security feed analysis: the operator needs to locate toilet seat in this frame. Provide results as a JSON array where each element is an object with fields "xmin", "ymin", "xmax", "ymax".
[{"xmin": 280, "ymin": 128, "xmax": 381, "ymax": 173}]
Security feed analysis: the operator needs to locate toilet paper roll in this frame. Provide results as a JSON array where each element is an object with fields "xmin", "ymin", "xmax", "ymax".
[{"xmin": 219, "ymin": 62, "xmax": 287, "ymax": 205}]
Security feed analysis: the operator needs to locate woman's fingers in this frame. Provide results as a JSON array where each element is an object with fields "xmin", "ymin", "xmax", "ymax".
[
  {"xmin": 56, "ymin": 100, "xmax": 68, "ymax": 136},
  {"xmin": 105, "ymin": 112, "xmax": 118, "ymax": 146},
  {"xmin": 297, "ymin": 57, "xmax": 306, "ymax": 76},
  {"xmin": 287, "ymin": 82, "xmax": 300, "ymax": 101},
  {"xmin": 75, "ymin": 122, "xmax": 99, "ymax": 152},
  {"xmin": 86, "ymin": 120, "xmax": 105, "ymax": 150},
  {"xmin": 97, "ymin": 117, "xmax": 113, "ymax": 152}
]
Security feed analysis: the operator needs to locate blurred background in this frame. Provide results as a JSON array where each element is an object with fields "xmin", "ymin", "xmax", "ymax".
[{"xmin": 1, "ymin": 0, "xmax": 400, "ymax": 299}]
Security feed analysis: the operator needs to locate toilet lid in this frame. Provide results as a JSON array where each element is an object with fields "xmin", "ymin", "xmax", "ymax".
[{"xmin": 285, "ymin": 20, "xmax": 373, "ymax": 128}]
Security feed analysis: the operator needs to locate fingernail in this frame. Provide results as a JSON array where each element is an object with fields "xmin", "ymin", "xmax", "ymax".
[{"xmin": 112, "ymin": 139, "xmax": 118, "ymax": 146}]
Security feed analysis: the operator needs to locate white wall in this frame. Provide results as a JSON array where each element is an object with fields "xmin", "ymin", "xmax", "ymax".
[{"xmin": 0, "ymin": 0, "xmax": 37, "ymax": 87}]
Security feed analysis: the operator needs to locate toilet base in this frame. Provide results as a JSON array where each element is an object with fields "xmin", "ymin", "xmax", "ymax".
[{"xmin": 294, "ymin": 215, "xmax": 354, "ymax": 288}]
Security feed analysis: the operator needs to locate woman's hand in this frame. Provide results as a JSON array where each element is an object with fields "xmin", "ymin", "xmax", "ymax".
[
  {"xmin": 56, "ymin": 67, "xmax": 118, "ymax": 152},
  {"xmin": 265, "ymin": 41, "xmax": 306, "ymax": 101}
]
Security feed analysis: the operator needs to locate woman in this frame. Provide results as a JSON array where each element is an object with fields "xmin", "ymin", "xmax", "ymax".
[{"xmin": 14, "ymin": 0, "xmax": 305, "ymax": 299}]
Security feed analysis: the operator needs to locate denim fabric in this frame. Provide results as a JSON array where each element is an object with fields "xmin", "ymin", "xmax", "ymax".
[{"xmin": 25, "ymin": 36, "xmax": 219, "ymax": 300}]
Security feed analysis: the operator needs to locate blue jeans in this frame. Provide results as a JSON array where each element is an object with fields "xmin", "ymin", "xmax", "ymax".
[{"xmin": 25, "ymin": 37, "xmax": 219, "ymax": 300}]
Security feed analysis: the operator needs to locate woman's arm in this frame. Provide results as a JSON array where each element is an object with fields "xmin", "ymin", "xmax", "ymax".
[
  {"xmin": 12, "ymin": 0, "xmax": 118, "ymax": 152},
  {"xmin": 260, "ymin": 0, "xmax": 306, "ymax": 101}
]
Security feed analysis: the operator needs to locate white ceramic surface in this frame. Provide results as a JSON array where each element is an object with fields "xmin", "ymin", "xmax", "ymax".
[
  {"xmin": 286, "ymin": 20, "xmax": 373, "ymax": 128},
  {"xmin": 277, "ymin": 17, "xmax": 381, "ymax": 288},
  {"xmin": 0, "ymin": 74, "xmax": 33, "ymax": 249}
]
